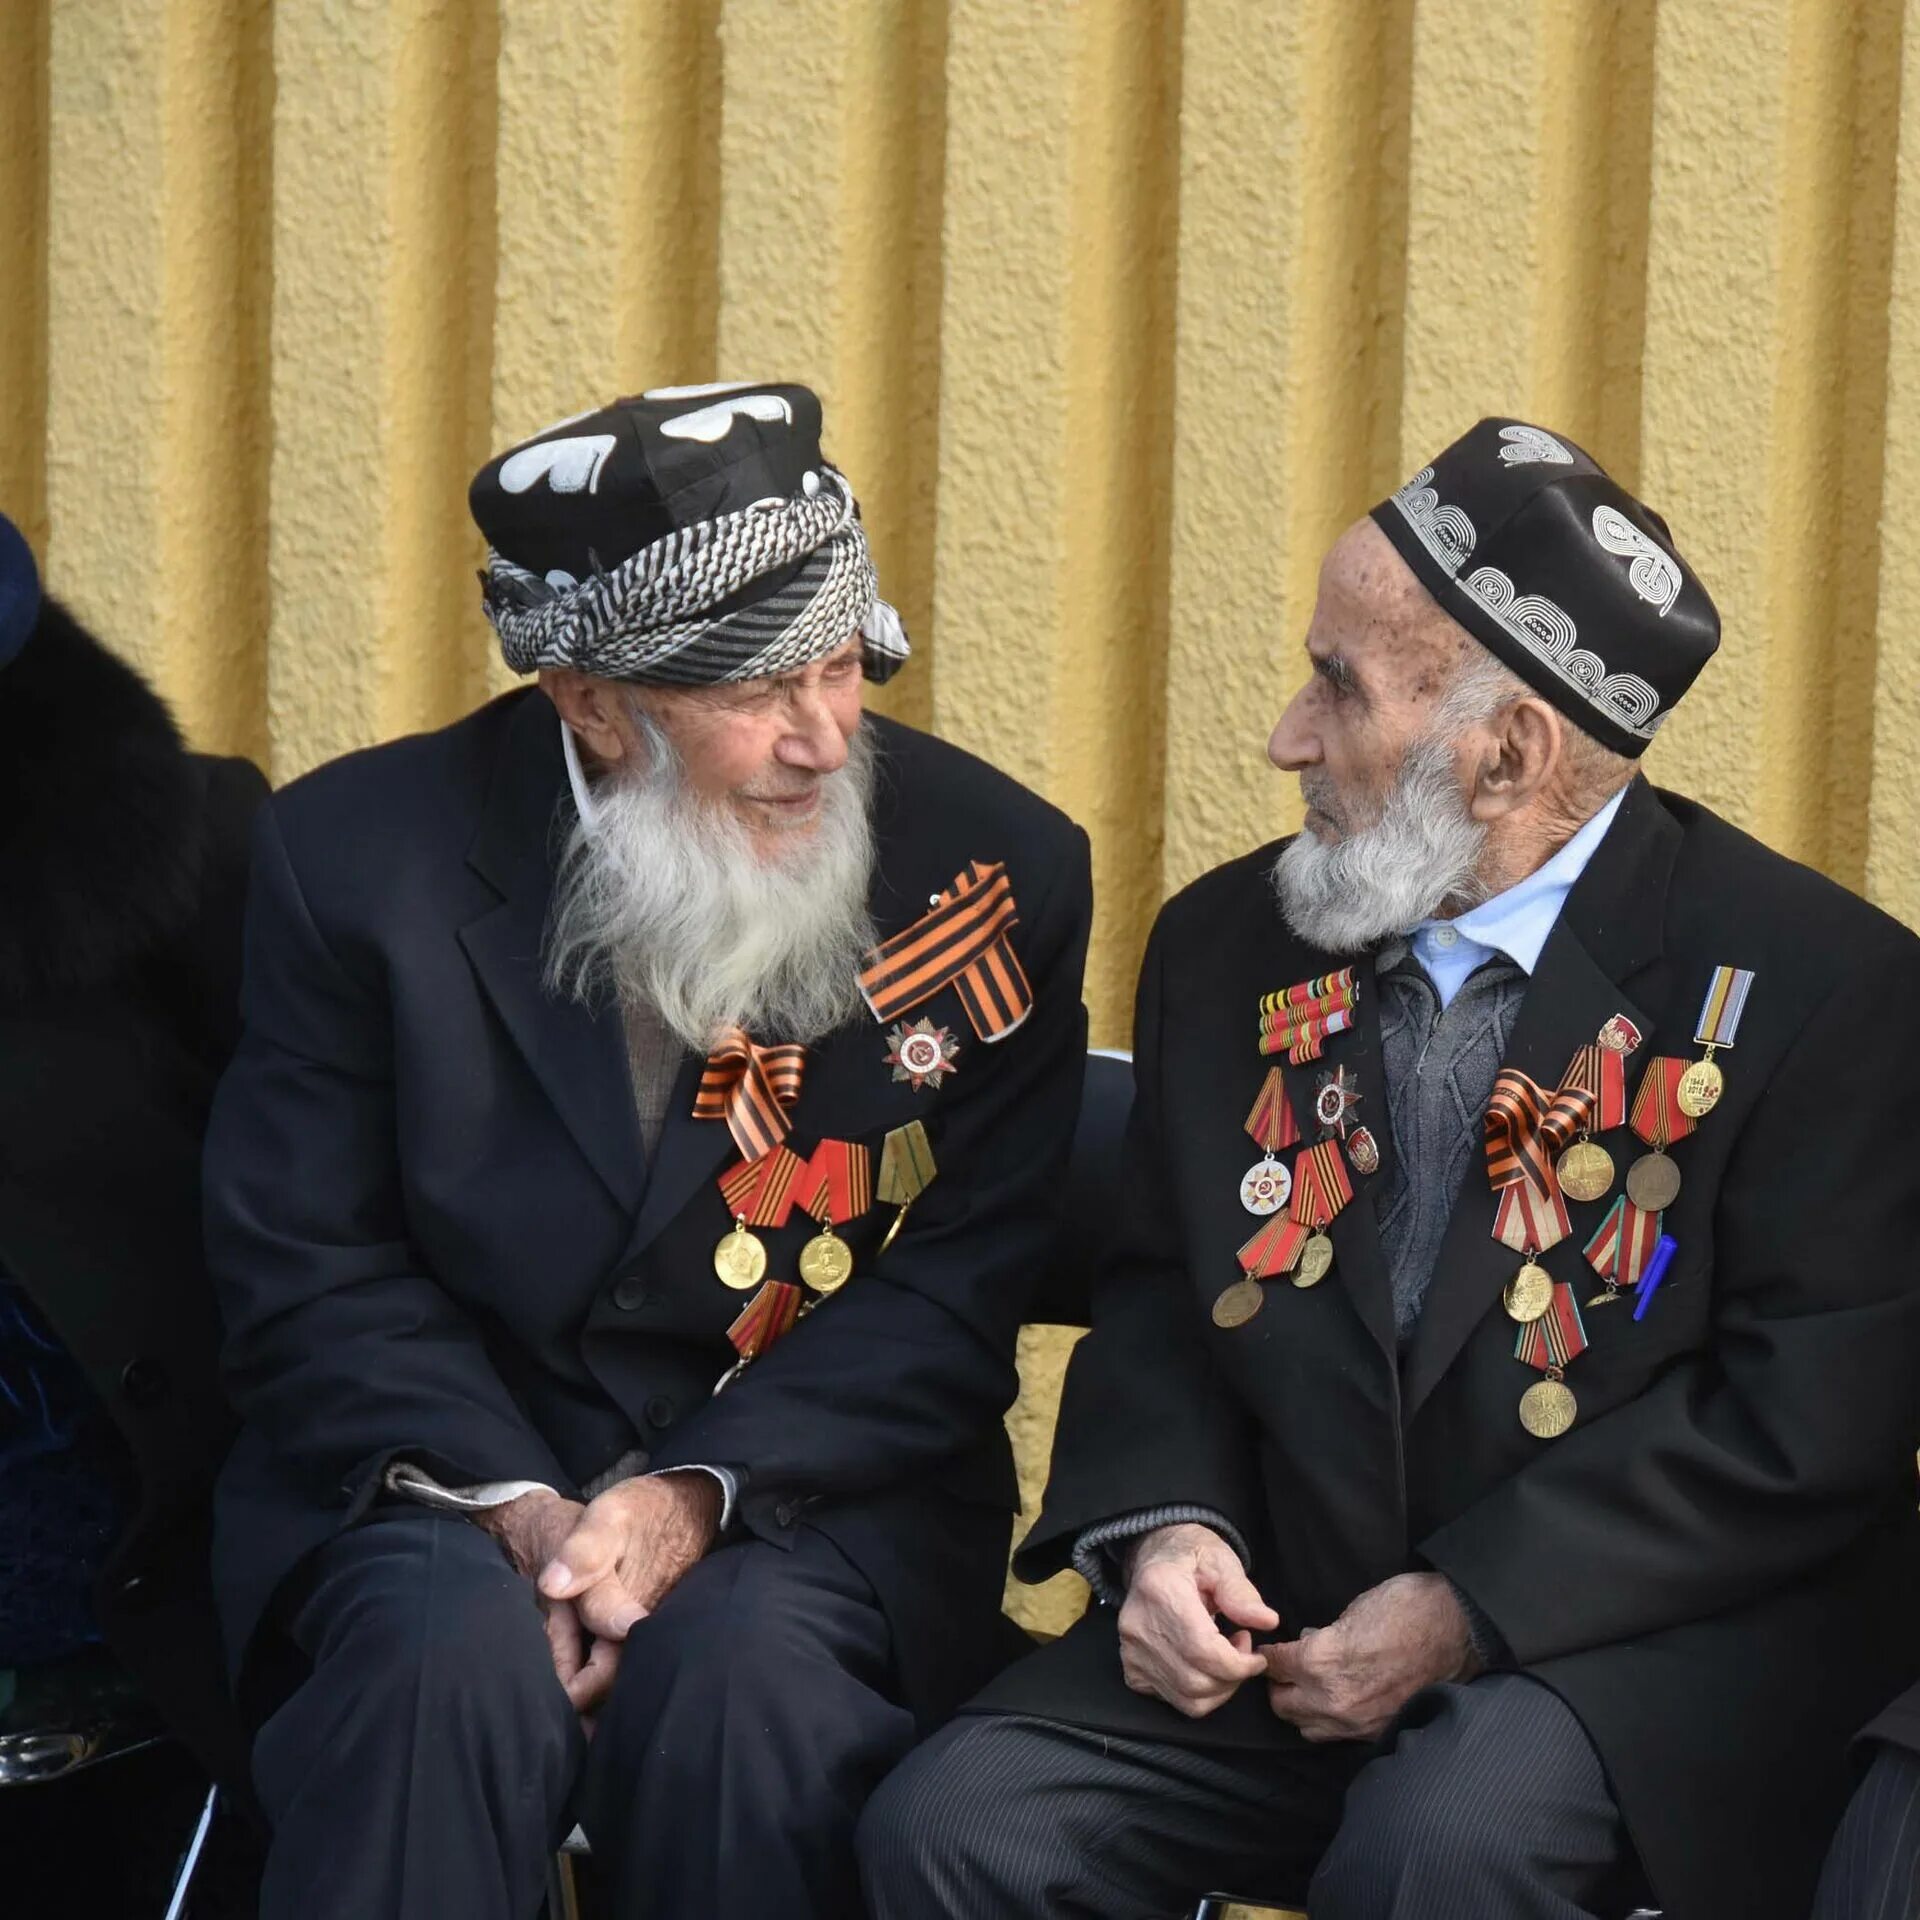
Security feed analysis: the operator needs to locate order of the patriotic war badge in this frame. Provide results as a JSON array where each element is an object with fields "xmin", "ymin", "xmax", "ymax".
[{"xmin": 884, "ymin": 1017, "xmax": 961, "ymax": 1092}]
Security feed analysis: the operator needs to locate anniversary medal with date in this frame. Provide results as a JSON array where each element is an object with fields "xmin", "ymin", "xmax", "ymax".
[
  {"xmin": 797, "ymin": 1140, "xmax": 873, "ymax": 1296},
  {"xmin": 1515, "ymin": 1283, "xmax": 1589, "ymax": 1437},
  {"xmin": 714, "ymin": 1143, "xmax": 805, "ymax": 1291},
  {"xmin": 1679, "ymin": 965, "xmax": 1753, "ymax": 1118},
  {"xmin": 1240, "ymin": 1068, "xmax": 1300, "ymax": 1216},
  {"xmin": 1286, "ymin": 1140, "xmax": 1352, "ymax": 1289}
]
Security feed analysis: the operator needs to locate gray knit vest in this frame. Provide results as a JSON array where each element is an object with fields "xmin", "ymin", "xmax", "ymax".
[{"xmin": 1372, "ymin": 944, "xmax": 1528, "ymax": 1344}]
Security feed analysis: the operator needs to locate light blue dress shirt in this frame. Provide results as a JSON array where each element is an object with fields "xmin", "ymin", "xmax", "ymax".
[{"xmin": 1408, "ymin": 787, "xmax": 1627, "ymax": 1009}]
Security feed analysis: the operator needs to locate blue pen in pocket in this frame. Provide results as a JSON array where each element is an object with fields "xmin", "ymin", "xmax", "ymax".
[{"xmin": 1632, "ymin": 1235, "xmax": 1679, "ymax": 1321}]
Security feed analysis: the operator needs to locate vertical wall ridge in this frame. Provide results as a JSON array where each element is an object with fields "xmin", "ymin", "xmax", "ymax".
[{"xmin": 0, "ymin": 0, "xmax": 51, "ymax": 552}]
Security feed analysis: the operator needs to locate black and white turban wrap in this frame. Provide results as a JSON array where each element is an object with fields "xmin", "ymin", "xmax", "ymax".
[
  {"xmin": 469, "ymin": 383, "xmax": 910, "ymax": 687},
  {"xmin": 1371, "ymin": 418, "xmax": 1720, "ymax": 757}
]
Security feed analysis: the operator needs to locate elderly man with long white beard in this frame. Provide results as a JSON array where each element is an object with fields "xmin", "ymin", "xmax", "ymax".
[
  {"xmin": 204, "ymin": 385, "xmax": 1091, "ymax": 1920},
  {"xmin": 859, "ymin": 420, "xmax": 1920, "ymax": 1920}
]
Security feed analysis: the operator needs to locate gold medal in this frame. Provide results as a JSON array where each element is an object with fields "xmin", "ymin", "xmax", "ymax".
[
  {"xmin": 1676, "ymin": 1055, "xmax": 1724, "ymax": 1119},
  {"xmin": 1291, "ymin": 1232, "xmax": 1334, "ymax": 1289},
  {"xmin": 1519, "ymin": 1375, "xmax": 1578, "ymax": 1438},
  {"xmin": 1625, "ymin": 1149, "xmax": 1682, "ymax": 1213},
  {"xmin": 1211, "ymin": 1277, "xmax": 1265, "ymax": 1328},
  {"xmin": 1555, "ymin": 1138, "xmax": 1615, "ymax": 1204},
  {"xmin": 713, "ymin": 1216, "xmax": 768, "ymax": 1291},
  {"xmin": 798, "ymin": 1226, "xmax": 854, "ymax": 1294},
  {"xmin": 1585, "ymin": 1285, "xmax": 1623, "ymax": 1308},
  {"xmin": 1503, "ymin": 1260, "xmax": 1554, "ymax": 1323}
]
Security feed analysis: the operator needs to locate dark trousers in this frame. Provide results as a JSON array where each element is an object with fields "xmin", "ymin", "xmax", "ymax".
[
  {"xmin": 858, "ymin": 1674, "xmax": 1645, "ymax": 1920},
  {"xmin": 252, "ymin": 1508, "xmax": 916, "ymax": 1920},
  {"xmin": 1814, "ymin": 1742, "xmax": 1920, "ymax": 1920}
]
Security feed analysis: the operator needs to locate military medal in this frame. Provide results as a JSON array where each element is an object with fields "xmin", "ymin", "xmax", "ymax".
[
  {"xmin": 1258, "ymin": 969, "xmax": 1359, "ymax": 1065},
  {"xmin": 713, "ymin": 1278, "xmax": 805, "ymax": 1394},
  {"xmin": 1219, "ymin": 1212, "xmax": 1308, "ymax": 1325},
  {"xmin": 1312, "ymin": 1065, "xmax": 1362, "ymax": 1140},
  {"xmin": 1239, "ymin": 1068, "xmax": 1300, "ymax": 1215},
  {"xmin": 1345, "ymin": 1127, "xmax": 1381, "ymax": 1177},
  {"xmin": 1210, "ymin": 1277, "xmax": 1266, "ymax": 1329},
  {"xmin": 1555, "ymin": 1140, "xmax": 1615, "ymax": 1204},
  {"xmin": 875, "ymin": 1120, "xmax": 937, "ymax": 1257},
  {"xmin": 1515, "ymin": 1283, "xmax": 1588, "ymax": 1438},
  {"xmin": 1493, "ymin": 1180, "xmax": 1568, "ymax": 1324},
  {"xmin": 1286, "ymin": 1140, "xmax": 1352, "ymax": 1289},
  {"xmin": 797, "ymin": 1139, "xmax": 872, "ymax": 1295},
  {"xmin": 1678, "ymin": 964, "xmax": 1753, "ymax": 1118},
  {"xmin": 1626, "ymin": 1057, "xmax": 1695, "ymax": 1211},
  {"xmin": 883, "ymin": 1017, "xmax": 961, "ymax": 1092},
  {"xmin": 714, "ymin": 1216, "xmax": 769, "ymax": 1291},
  {"xmin": 1552, "ymin": 1020, "xmax": 1640, "ymax": 1203},
  {"xmin": 1503, "ymin": 1260, "xmax": 1554, "ymax": 1323},
  {"xmin": 1583, "ymin": 1193, "xmax": 1663, "ymax": 1306}
]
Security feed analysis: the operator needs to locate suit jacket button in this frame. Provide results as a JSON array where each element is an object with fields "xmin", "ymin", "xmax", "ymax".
[
  {"xmin": 612, "ymin": 1275, "xmax": 649, "ymax": 1311},
  {"xmin": 774, "ymin": 1499, "xmax": 797, "ymax": 1528},
  {"xmin": 644, "ymin": 1395, "xmax": 675, "ymax": 1428},
  {"xmin": 118, "ymin": 1570, "xmax": 156, "ymax": 1611},
  {"xmin": 121, "ymin": 1358, "xmax": 168, "ymax": 1407}
]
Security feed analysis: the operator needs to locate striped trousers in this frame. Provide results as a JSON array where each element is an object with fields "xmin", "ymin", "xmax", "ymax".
[
  {"xmin": 1814, "ymin": 1743, "xmax": 1920, "ymax": 1920},
  {"xmin": 858, "ymin": 1673, "xmax": 1646, "ymax": 1920}
]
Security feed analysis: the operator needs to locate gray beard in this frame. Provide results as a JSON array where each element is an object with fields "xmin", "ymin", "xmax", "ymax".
[
  {"xmin": 1270, "ymin": 734, "xmax": 1490, "ymax": 952},
  {"xmin": 543, "ymin": 720, "xmax": 879, "ymax": 1052}
]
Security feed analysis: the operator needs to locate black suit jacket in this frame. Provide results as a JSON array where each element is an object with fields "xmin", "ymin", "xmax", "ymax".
[
  {"xmin": 985, "ymin": 778, "xmax": 1920, "ymax": 1920},
  {"xmin": 206, "ymin": 692, "xmax": 1091, "ymax": 1725},
  {"xmin": 0, "ymin": 602, "xmax": 267, "ymax": 1787}
]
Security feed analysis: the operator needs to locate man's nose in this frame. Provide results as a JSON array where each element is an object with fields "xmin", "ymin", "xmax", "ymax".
[
  {"xmin": 776, "ymin": 692, "xmax": 850, "ymax": 774},
  {"xmin": 1268, "ymin": 688, "xmax": 1319, "ymax": 773}
]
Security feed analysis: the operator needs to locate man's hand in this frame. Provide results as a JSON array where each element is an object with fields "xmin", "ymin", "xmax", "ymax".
[
  {"xmin": 1115, "ymin": 1522, "xmax": 1276, "ymax": 1718},
  {"xmin": 1264, "ymin": 1571, "xmax": 1479, "ymax": 1743},
  {"xmin": 538, "ymin": 1471, "xmax": 722, "ymax": 1647},
  {"xmin": 470, "ymin": 1489, "xmax": 618, "ymax": 1714}
]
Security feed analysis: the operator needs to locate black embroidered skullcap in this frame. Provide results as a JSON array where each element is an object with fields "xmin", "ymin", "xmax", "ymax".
[
  {"xmin": 0, "ymin": 512, "xmax": 40, "ymax": 672},
  {"xmin": 1370, "ymin": 419, "xmax": 1718, "ymax": 756},
  {"xmin": 469, "ymin": 383, "xmax": 909, "ymax": 687}
]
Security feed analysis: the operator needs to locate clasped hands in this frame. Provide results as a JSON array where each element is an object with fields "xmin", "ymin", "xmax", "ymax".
[
  {"xmin": 477, "ymin": 1472, "xmax": 721, "ymax": 1718},
  {"xmin": 1116, "ymin": 1522, "xmax": 1479, "ymax": 1741}
]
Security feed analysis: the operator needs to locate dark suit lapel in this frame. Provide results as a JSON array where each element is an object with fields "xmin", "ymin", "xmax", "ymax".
[
  {"xmin": 1274, "ymin": 953, "xmax": 1399, "ymax": 1361},
  {"xmin": 1400, "ymin": 778, "xmax": 1680, "ymax": 1419},
  {"xmin": 459, "ymin": 696, "xmax": 648, "ymax": 1216},
  {"xmin": 618, "ymin": 1050, "xmax": 737, "ymax": 1265}
]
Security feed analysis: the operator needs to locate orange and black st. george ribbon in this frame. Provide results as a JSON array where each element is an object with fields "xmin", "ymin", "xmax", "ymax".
[
  {"xmin": 858, "ymin": 861, "xmax": 1033, "ymax": 1042},
  {"xmin": 694, "ymin": 1027, "xmax": 806, "ymax": 1160}
]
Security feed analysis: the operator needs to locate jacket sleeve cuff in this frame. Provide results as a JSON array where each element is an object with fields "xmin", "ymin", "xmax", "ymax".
[
  {"xmin": 383, "ymin": 1460, "xmax": 559, "ymax": 1513},
  {"xmin": 1070, "ymin": 1505, "xmax": 1251, "ymax": 1607},
  {"xmin": 1449, "ymin": 1576, "xmax": 1512, "ymax": 1670},
  {"xmin": 645, "ymin": 1464, "xmax": 740, "ymax": 1532}
]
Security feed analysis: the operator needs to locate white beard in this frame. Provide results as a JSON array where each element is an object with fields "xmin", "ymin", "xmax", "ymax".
[
  {"xmin": 544, "ymin": 718, "xmax": 879, "ymax": 1051},
  {"xmin": 1270, "ymin": 734, "xmax": 1489, "ymax": 952}
]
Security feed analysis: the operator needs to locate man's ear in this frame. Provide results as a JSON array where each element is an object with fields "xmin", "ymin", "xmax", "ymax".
[
  {"xmin": 540, "ymin": 668, "xmax": 632, "ymax": 766},
  {"xmin": 1468, "ymin": 696, "xmax": 1562, "ymax": 822}
]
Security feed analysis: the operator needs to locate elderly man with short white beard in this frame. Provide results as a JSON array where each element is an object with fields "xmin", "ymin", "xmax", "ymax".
[
  {"xmin": 204, "ymin": 385, "xmax": 1092, "ymax": 1920},
  {"xmin": 859, "ymin": 420, "xmax": 1920, "ymax": 1920}
]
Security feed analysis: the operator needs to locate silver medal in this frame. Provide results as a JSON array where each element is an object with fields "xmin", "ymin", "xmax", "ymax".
[{"xmin": 1239, "ymin": 1155, "xmax": 1292, "ymax": 1216}]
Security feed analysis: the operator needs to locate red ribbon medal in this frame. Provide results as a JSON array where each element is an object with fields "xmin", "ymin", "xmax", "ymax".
[
  {"xmin": 1513, "ymin": 1283, "xmax": 1588, "ymax": 1438},
  {"xmin": 1493, "ymin": 1177, "xmax": 1571, "ymax": 1255},
  {"xmin": 1583, "ymin": 1194, "xmax": 1664, "ymax": 1303},
  {"xmin": 717, "ymin": 1144, "xmax": 806, "ymax": 1228}
]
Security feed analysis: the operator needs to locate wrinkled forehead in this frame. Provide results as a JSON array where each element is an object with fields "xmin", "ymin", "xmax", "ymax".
[{"xmin": 1319, "ymin": 519, "xmax": 1472, "ymax": 679}]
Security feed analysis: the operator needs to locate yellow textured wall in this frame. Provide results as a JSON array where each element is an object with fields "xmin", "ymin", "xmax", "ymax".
[{"xmin": 9, "ymin": 0, "xmax": 1920, "ymax": 1635}]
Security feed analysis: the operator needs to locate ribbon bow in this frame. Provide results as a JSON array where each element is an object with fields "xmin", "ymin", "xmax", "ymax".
[
  {"xmin": 858, "ymin": 860, "xmax": 1032, "ymax": 1042},
  {"xmin": 693, "ymin": 1027, "xmax": 806, "ymax": 1160},
  {"xmin": 1485, "ymin": 1070, "xmax": 1596, "ymax": 1194}
]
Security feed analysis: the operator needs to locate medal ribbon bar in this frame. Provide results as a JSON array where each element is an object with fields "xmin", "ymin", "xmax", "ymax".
[
  {"xmin": 1514, "ymin": 1283, "xmax": 1589, "ymax": 1372},
  {"xmin": 1290, "ymin": 1139, "xmax": 1354, "ymax": 1228},
  {"xmin": 1494, "ymin": 1177, "xmax": 1571, "ymax": 1255},
  {"xmin": 718, "ymin": 1143, "xmax": 806, "ymax": 1228},
  {"xmin": 1257, "ymin": 969, "xmax": 1359, "ymax": 1063},
  {"xmin": 802, "ymin": 1139, "xmax": 874, "ymax": 1225},
  {"xmin": 1583, "ymin": 1193, "xmax": 1664, "ymax": 1287},
  {"xmin": 1629, "ymin": 1056, "xmax": 1698, "ymax": 1150},
  {"xmin": 695, "ymin": 1028, "xmax": 807, "ymax": 1160},
  {"xmin": 1245, "ymin": 1068, "xmax": 1302, "ymax": 1153},
  {"xmin": 858, "ymin": 861, "xmax": 1033, "ymax": 1042},
  {"xmin": 1694, "ymin": 965, "xmax": 1755, "ymax": 1049}
]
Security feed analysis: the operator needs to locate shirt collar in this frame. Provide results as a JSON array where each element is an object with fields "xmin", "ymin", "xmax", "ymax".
[{"xmin": 1415, "ymin": 784, "xmax": 1627, "ymax": 979}]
